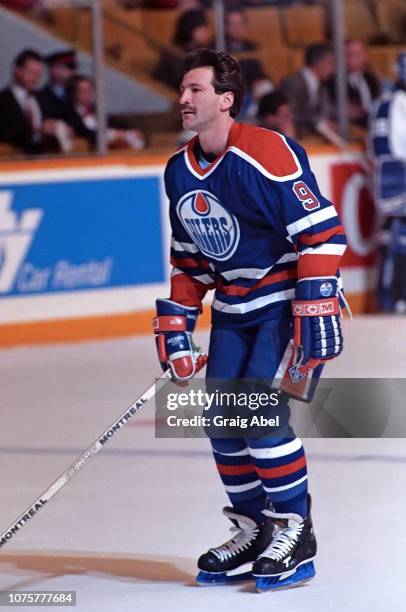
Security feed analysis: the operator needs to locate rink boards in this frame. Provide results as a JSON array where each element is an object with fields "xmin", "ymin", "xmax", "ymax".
[{"xmin": 0, "ymin": 147, "xmax": 377, "ymax": 346}]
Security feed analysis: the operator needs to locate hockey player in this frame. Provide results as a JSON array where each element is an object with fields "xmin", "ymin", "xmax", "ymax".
[
  {"xmin": 153, "ymin": 49, "xmax": 346, "ymax": 591},
  {"xmin": 369, "ymin": 51, "xmax": 406, "ymax": 312}
]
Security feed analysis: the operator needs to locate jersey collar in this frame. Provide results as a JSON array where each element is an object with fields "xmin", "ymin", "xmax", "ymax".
[{"xmin": 185, "ymin": 121, "xmax": 242, "ymax": 179}]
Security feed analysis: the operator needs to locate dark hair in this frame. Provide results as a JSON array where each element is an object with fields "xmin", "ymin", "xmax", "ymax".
[
  {"xmin": 66, "ymin": 74, "xmax": 93, "ymax": 101},
  {"xmin": 258, "ymin": 90, "xmax": 288, "ymax": 119},
  {"xmin": 173, "ymin": 9, "xmax": 208, "ymax": 48},
  {"xmin": 14, "ymin": 49, "xmax": 43, "ymax": 68},
  {"xmin": 183, "ymin": 48, "xmax": 245, "ymax": 118},
  {"xmin": 304, "ymin": 43, "xmax": 332, "ymax": 67}
]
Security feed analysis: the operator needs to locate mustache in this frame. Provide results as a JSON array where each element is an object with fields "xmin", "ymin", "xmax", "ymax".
[{"xmin": 180, "ymin": 105, "xmax": 196, "ymax": 112}]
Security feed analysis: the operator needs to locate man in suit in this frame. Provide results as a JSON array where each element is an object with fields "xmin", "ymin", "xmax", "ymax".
[
  {"xmin": 281, "ymin": 43, "xmax": 335, "ymax": 138},
  {"xmin": 325, "ymin": 39, "xmax": 381, "ymax": 128},
  {"xmin": 0, "ymin": 48, "xmax": 60, "ymax": 154},
  {"xmin": 65, "ymin": 75, "xmax": 144, "ymax": 150},
  {"xmin": 37, "ymin": 49, "xmax": 77, "ymax": 122}
]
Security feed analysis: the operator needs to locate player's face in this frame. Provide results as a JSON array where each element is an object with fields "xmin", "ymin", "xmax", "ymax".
[{"xmin": 179, "ymin": 67, "xmax": 230, "ymax": 132}]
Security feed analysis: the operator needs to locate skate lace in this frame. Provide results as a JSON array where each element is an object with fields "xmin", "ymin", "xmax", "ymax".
[
  {"xmin": 210, "ymin": 525, "xmax": 259, "ymax": 562},
  {"xmin": 260, "ymin": 523, "xmax": 303, "ymax": 562}
]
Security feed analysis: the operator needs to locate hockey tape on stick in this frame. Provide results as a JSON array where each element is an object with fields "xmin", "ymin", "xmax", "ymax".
[{"xmin": 0, "ymin": 369, "xmax": 173, "ymax": 549}]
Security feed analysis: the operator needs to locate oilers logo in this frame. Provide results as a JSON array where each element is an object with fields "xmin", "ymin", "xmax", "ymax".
[{"xmin": 176, "ymin": 190, "xmax": 240, "ymax": 261}]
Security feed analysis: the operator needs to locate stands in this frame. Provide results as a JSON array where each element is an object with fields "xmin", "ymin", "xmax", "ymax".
[{"xmin": 0, "ymin": 0, "xmax": 404, "ymax": 157}]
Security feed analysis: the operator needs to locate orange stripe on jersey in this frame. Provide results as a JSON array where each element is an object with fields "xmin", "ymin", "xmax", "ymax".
[
  {"xmin": 170, "ymin": 256, "xmax": 210, "ymax": 269},
  {"xmin": 298, "ymin": 254, "xmax": 342, "ymax": 278},
  {"xmin": 299, "ymin": 226, "xmax": 345, "ymax": 245},
  {"xmin": 170, "ymin": 272, "xmax": 209, "ymax": 310},
  {"xmin": 255, "ymin": 455, "xmax": 307, "ymax": 479},
  {"xmin": 218, "ymin": 268, "xmax": 297, "ymax": 297},
  {"xmin": 216, "ymin": 463, "xmax": 257, "ymax": 476}
]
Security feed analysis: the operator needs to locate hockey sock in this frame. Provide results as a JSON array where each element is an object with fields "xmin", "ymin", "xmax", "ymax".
[
  {"xmin": 247, "ymin": 436, "xmax": 308, "ymax": 518},
  {"xmin": 211, "ymin": 437, "xmax": 267, "ymax": 524}
]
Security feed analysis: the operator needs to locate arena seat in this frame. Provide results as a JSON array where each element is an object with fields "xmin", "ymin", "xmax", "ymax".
[
  {"xmin": 245, "ymin": 7, "xmax": 284, "ymax": 50},
  {"xmin": 377, "ymin": 0, "xmax": 406, "ymax": 43},
  {"xmin": 343, "ymin": 0, "xmax": 380, "ymax": 41},
  {"xmin": 368, "ymin": 45, "xmax": 406, "ymax": 79},
  {"xmin": 281, "ymin": 5, "xmax": 327, "ymax": 47}
]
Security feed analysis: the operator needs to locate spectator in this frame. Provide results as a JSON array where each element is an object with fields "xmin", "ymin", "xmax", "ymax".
[
  {"xmin": 222, "ymin": 8, "xmax": 274, "ymax": 121},
  {"xmin": 153, "ymin": 9, "xmax": 211, "ymax": 90},
  {"xmin": 257, "ymin": 90, "xmax": 295, "ymax": 138},
  {"xmin": 37, "ymin": 49, "xmax": 77, "ymax": 122},
  {"xmin": 325, "ymin": 39, "xmax": 381, "ymax": 128},
  {"xmin": 224, "ymin": 7, "xmax": 257, "ymax": 53},
  {"xmin": 65, "ymin": 75, "xmax": 145, "ymax": 150},
  {"xmin": 280, "ymin": 42, "xmax": 335, "ymax": 138},
  {"xmin": 0, "ymin": 48, "xmax": 62, "ymax": 154}
]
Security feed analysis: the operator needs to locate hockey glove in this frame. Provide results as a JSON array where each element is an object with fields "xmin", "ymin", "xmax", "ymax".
[
  {"xmin": 292, "ymin": 277, "xmax": 343, "ymax": 367},
  {"xmin": 153, "ymin": 299, "xmax": 207, "ymax": 382}
]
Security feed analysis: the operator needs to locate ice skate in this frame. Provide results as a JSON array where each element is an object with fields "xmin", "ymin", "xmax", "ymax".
[
  {"xmin": 253, "ymin": 500, "xmax": 317, "ymax": 592},
  {"xmin": 196, "ymin": 507, "xmax": 274, "ymax": 586}
]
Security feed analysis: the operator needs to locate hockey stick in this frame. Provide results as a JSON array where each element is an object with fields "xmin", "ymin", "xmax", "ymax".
[{"xmin": 0, "ymin": 369, "xmax": 172, "ymax": 549}]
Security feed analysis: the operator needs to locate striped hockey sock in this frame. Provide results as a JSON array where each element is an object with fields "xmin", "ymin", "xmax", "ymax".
[
  {"xmin": 247, "ymin": 436, "xmax": 308, "ymax": 518},
  {"xmin": 211, "ymin": 437, "xmax": 267, "ymax": 524}
]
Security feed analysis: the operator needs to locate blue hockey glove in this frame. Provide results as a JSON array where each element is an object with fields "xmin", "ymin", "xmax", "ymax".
[
  {"xmin": 153, "ymin": 299, "xmax": 207, "ymax": 382},
  {"xmin": 292, "ymin": 277, "xmax": 343, "ymax": 367}
]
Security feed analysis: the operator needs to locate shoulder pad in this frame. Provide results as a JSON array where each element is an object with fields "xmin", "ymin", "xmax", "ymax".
[{"xmin": 228, "ymin": 124, "xmax": 303, "ymax": 181}]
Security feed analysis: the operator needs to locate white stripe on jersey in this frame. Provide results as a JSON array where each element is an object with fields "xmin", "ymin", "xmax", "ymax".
[
  {"xmin": 171, "ymin": 267, "xmax": 183, "ymax": 277},
  {"xmin": 286, "ymin": 206, "xmax": 338, "ymax": 237},
  {"xmin": 221, "ymin": 253, "xmax": 298, "ymax": 281},
  {"xmin": 171, "ymin": 238, "xmax": 199, "ymax": 253},
  {"xmin": 248, "ymin": 438, "xmax": 303, "ymax": 459},
  {"xmin": 300, "ymin": 243, "xmax": 347, "ymax": 256},
  {"xmin": 171, "ymin": 267, "xmax": 214, "ymax": 285},
  {"xmin": 212, "ymin": 288, "xmax": 295, "ymax": 314}
]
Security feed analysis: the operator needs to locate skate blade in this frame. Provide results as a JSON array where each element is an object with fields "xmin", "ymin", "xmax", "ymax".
[
  {"xmin": 256, "ymin": 561, "xmax": 315, "ymax": 593},
  {"xmin": 196, "ymin": 566, "xmax": 253, "ymax": 586}
]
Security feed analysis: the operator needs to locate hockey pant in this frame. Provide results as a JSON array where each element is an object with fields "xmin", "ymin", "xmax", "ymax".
[{"xmin": 205, "ymin": 315, "xmax": 308, "ymax": 523}]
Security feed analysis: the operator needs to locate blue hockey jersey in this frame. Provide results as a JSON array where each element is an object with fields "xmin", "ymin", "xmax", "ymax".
[{"xmin": 164, "ymin": 122, "xmax": 346, "ymax": 326}]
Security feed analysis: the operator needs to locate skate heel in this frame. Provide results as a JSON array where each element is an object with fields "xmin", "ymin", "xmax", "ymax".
[{"xmin": 256, "ymin": 560, "xmax": 316, "ymax": 592}]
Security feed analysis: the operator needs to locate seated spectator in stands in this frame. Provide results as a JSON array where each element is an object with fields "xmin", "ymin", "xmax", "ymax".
[
  {"xmin": 65, "ymin": 75, "xmax": 145, "ymax": 150},
  {"xmin": 238, "ymin": 60, "xmax": 274, "ymax": 121},
  {"xmin": 257, "ymin": 90, "xmax": 295, "ymax": 138},
  {"xmin": 281, "ymin": 42, "xmax": 335, "ymax": 138},
  {"xmin": 221, "ymin": 8, "xmax": 274, "ymax": 121},
  {"xmin": 0, "ymin": 48, "xmax": 64, "ymax": 154},
  {"xmin": 37, "ymin": 49, "xmax": 77, "ymax": 122},
  {"xmin": 224, "ymin": 7, "xmax": 257, "ymax": 53},
  {"xmin": 325, "ymin": 39, "xmax": 381, "ymax": 129},
  {"xmin": 153, "ymin": 9, "xmax": 211, "ymax": 90}
]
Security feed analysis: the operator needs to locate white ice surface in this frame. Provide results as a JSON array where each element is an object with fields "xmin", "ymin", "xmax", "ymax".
[{"xmin": 0, "ymin": 316, "xmax": 405, "ymax": 611}]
